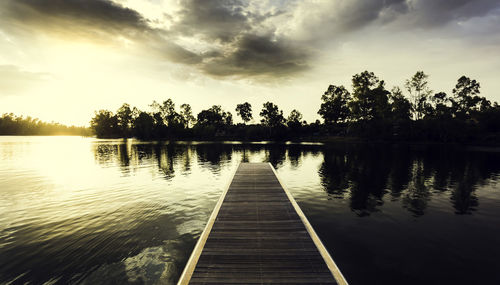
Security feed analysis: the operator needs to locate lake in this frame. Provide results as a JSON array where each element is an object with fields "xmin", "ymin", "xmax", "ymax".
[{"xmin": 1, "ymin": 136, "xmax": 500, "ymax": 284}]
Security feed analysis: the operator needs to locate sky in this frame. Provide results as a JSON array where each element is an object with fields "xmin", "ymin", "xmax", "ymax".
[{"xmin": 1, "ymin": 0, "xmax": 500, "ymax": 126}]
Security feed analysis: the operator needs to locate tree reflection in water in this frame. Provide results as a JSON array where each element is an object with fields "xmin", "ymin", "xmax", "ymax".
[
  {"xmin": 318, "ymin": 144, "xmax": 500, "ymax": 216},
  {"xmin": 92, "ymin": 140, "xmax": 500, "ymax": 217}
]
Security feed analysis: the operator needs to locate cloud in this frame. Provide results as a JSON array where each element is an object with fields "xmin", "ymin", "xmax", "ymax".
[
  {"xmin": 0, "ymin": 0, "xmax": 149, "ymax": 37},
  {"xmin": 0, "ymin": 65, "xmax": 50, "ymax": 96},
  {"xmin": 168, "ymin": 0, "xmax": 308, "ymax": 79},
  {"xmin": 288, "ymin": 0, "xmax": 500, "ymax": 43},
  {"xmin": 0, "ymin": 0, "xmax": 304, "ymax": 79},
  {"xmin": 202, "ymin": 33, "xmax": 309, "ymax": 78},
  {"xmin": 171, "ymin": 0, "xmax": 252, "ymax": 43},
  {"xmin": 0, "ymin": 0, "xmax": 200, "ymax": 64},
  {"xmin": 406, "ymin": 0, "xmax": 500, "ymax": 27},
  {"xmin": 1, "ymin": 0, "xmax": 499, "ymax": 81}
]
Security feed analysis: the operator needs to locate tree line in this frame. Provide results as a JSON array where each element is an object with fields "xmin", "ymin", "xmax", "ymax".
[
  {"xmin": 0, "ymin": 113, "xmax": 90, "ymax": 136},
  {"xmin": 90, "ymin": 98, "xmax": 314, "ymax": 140},
  {"xmin": 317, "ymin": 71, "xmax": 500, "ymax": 142},
  {"xmin": 90, "ymin": 71, "xmax": 500, "ymax": 143}
]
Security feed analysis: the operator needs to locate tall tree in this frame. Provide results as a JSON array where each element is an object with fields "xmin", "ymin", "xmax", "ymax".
[
  {"xmin": 389, "ymin": 87, "xmax": 412, "ymax": 121},
  {"xmin": 162, "ymin": 99, "xmax": 181, "ymax": 127},
  {"xmin": 90, "ymin": 110, "xmax": 118, "ymax": 138},
  {"xmin": 116, "ymin": 103, "xmax": 133, "ymax": 137},
  {"xmin": 133, "ymin": 111, "xmax": 155, "ymax": 139},
  {"xmin": 349, "ymin": 71, "xmax": 391, "ymax": 121},
  {"xmin": 405, "ymin": 71, "xmax": 432, "ymax": 120},
  {"xmin": 225, "ymin": 112, "xmax": 233, "ymax": 126},
  {"xmin": 452, "ymin": 76, "xmax": 483, "ymax": 117},
  {"xmin": 149, "ymin": 99, "xmax": 180, "ymax": 127},
  {"xmin": 235, "ymin": 102, "xmax": 253, "ymax": 124},
  {"xmin": 318, "ymin": 85, "xmax": 351, "ymax": 124},
  {"xmin": 287, "ymin": 109, "xmax": 303, "ymax": 124},
  {"xmin": 197, "ymin": 105, "xmax": 232, "ymax": 126},
  {"xmin": 287, "ymin": 109, "xmax": 303, "ymax": 131},
  {"xmin": 260, "ymin": 102, "xmax": 284, "ymax": 127},
  {"xmin": 428, "ymin": 92, "xmax": 453, "ymax": 119},
  {"xmin": 149, "ymin": 101, "xmax": 166, "ymax": 133},
  {"xmin": 180, "ymin": 103, "xmax": 196, "ymax": 128}
]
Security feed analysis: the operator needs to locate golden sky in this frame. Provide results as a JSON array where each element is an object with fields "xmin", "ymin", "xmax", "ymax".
[{"xmin": 1, "ymin": 0, "xmax": 499, "ymax": 126}]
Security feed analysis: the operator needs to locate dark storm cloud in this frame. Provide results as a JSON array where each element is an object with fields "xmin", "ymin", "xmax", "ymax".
[
  {"xmin": 168, "ymin": 0, "xmax": 308, "ymax": 78},
  {"xmin": 202, "ymin": 34, "xmax": 309, "ymax": 78},
  {"xmin": 1, "ymin": 0, "xmax": 499, "ymax": 80},
  {"xmin": 171, "ymin": 0, "xmax": 252, "ymax": 42}
]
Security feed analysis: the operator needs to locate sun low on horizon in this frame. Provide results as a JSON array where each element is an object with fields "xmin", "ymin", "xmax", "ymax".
[{"xmin": 1, "ymin": 0, "xmax": 500, "ymax": 126}]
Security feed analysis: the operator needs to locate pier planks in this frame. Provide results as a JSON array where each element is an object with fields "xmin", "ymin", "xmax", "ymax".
[{"xmin": 178, "ymin": 163, "xmax": 347, "ymax": 285}]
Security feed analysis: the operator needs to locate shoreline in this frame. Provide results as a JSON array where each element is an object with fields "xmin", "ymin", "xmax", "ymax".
[{"xmin": 3, "ymin": 134, "xmax": 500, "ymax": 151}]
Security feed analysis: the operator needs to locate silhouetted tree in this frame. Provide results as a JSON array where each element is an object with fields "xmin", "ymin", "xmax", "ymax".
[
  {"xmin": 133, "ymin": 111, "xmax": 155, "ymax": 139},
  {"xmin": 116, "ymin": 103, "xmax": 133, "ymax": 137},
  {"xmin": 287, "ymin": 109, "xmax": 303, "ymax": 132},
  {"xmin": 165, "ymin": 99, "xmax": 182, "ymax": 126},
  {"xmin": 150, "ymin": 99, "xmax": 181, "ymax": 128},
  {"xmin": 151, "ymin": 111, "xmax": 166, "ymax": 135},
  {"xmin": 259, "ymin": 102, "xmax": 285, "ymax": 138},
  {"xmin": 196, "ymin": 105, "xmax": 232, "ymax": 127},
  {"xmin": 349, "ymin": 71, "xmax": 391, "ymax": 121},
  {"xmin": 226, "ymin": 112, "xmax": 233, "ymax": 126},
  {"xmin": 260, "ymin": 102, "xmax": 284, "ymax": 127},
  {"xmin": 452, "ymin": 76, "xmax": 484, "ymax": 118},
  {"xmin": 389, "ymin": 87, "xmax": 412, "ymax": 121},
  {"xmin": 429, "ymin": 92, "xmax": 453, "ymax": 119},
  {"xmin": 180, "ymin": 103, "xmax": 196, "ymax": 128},
  {"xmin": 235, "ymin": 102, "xmax": 253, "ymax": 124},
  {"xmin": 148, "ymin": 101, "xmax": 166, "ymax": 135},
  {"xmin": 287, "ymin": 109, "xmax": 303, "ymax": 125},
  {"xmin": 318, "ymin": 85, "xmax": 350, "ymax": 124},
  {"xmin": 405, "ymin": 71, "xmax": 432, "ymax": 120},
  {"xmin": 90, "ymin": 110, "xmax": 119, "ymax": 138}
]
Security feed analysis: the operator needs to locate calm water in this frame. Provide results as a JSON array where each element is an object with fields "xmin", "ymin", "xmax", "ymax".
[{"xmin": 1, "ymin": 137, "xmax": 500, "ymax": 284}]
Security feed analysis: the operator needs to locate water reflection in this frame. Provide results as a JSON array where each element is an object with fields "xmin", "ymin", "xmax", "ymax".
[
  {"xmin": 92, "ymin": 141, "xmax": 499, "ymax": 218},
  {"xmin": 1, "ymin": 137, "xmax": 500, "ymax": 285},
  {"xmin": 318, "ymin": 144, "xmax": 500, "ymax": 217},
  {"xmin": 92, "ymin": 142, "xmax": 298, "ymax": 176}
]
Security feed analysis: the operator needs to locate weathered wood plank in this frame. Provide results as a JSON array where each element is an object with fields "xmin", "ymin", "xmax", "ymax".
[{"xmin": 178, "ymin": 163, "xmax": 347, "ymax": 285}]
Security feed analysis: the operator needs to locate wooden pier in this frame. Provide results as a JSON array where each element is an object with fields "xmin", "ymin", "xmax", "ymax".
[{"xmin": 178, "ymin": 163, "xmax": 347, "ymax": 284}]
